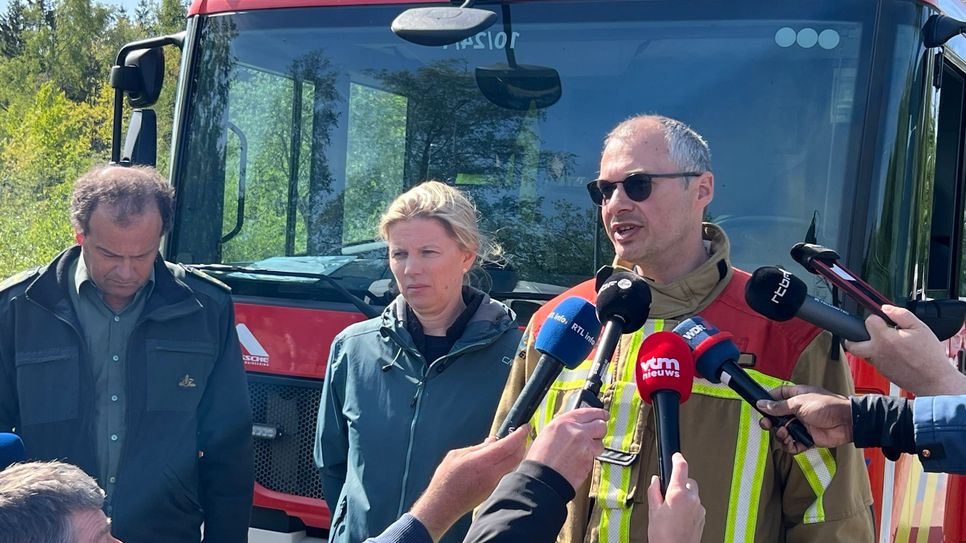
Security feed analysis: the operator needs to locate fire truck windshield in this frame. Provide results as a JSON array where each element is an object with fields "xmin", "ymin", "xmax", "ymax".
[{"xmin": 168, "ymin": 0, "xmax": 879, "ymax": 305}]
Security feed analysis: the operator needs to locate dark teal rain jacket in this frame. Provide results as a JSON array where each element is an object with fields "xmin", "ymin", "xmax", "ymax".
[{"xmin": 315, "ymin": 293, "xmax": 521, "ymax": 543}]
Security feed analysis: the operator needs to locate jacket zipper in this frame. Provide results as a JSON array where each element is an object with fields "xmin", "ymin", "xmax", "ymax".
[{"xmin": 385, "ymin": 326, "xmax": 508, "ymax": 519}]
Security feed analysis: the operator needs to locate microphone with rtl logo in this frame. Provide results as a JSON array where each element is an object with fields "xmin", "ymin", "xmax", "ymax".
[
  {"xmin": 634, "ymin": 331, "xmax": 694, "ymax": 495},
  {"xmin": 495, "ymin": 296, "xmax": 601, "ymax": 438},
  {"xmin": 673, "ymin": 316, "xmax": 815, "ymax": 448}
]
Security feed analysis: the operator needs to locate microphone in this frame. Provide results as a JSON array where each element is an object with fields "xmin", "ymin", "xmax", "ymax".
[
  {"xmin": 566, "ymin": 270, "xmax": 651, "ymax": 409},
  {"xmin": 634, "ymin": 331, "xmax": 694, "ymax": 495},
  {"xmin": 0, "ymin": 433, "xmax": 25, "ymax": 469},
  {"xmin": 673, "ymin": 317, "xmax": 815, "ymax": 448},
  {"xmin": 496, "ymin": 296, "xmax": 601, "ymax": 438},
  {"xmin": 745, "ymin": 266, "xmax": 870, "ymax": 342}
]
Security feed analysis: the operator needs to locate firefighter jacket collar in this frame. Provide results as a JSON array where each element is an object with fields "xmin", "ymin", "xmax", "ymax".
[{"xmin": 614, "ymin": 223, "xmax": 733, "ymax": 319}]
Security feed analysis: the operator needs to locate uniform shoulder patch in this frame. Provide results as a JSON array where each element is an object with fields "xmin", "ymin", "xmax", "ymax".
[{"xmin": 0, "ymin": 267, "xmax": 42, "ymax": 293}]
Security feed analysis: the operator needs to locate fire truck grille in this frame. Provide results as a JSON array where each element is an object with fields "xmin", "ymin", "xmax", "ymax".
[{"xmin": 249, "ymin": 380, "xmax": 324, "ymax": 500}]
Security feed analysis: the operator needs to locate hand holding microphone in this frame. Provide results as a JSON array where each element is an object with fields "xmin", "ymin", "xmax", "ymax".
[
  {"xmin": 496, "ymin": 297, "xmax": 601, "ymax": 438},
  {"xmin": 634, "ymin": 331, "xmax": 694, "ymax": 495},
  {"xmin": 673, "ymin": 317, "xmax": 815, "ymax": 449}
]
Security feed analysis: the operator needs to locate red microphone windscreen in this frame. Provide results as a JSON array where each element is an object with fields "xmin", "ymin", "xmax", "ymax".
[{"xmin": 635, "ymin": 331, "xmax": 695, "ymax": 404}]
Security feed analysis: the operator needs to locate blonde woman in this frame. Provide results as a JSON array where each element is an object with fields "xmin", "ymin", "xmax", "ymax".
[{"xmin": 315, "ymin": 181, "xmax": 521, "ymax": 543}]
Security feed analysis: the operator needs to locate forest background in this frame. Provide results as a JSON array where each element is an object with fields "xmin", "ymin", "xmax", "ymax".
[{"xmin": 0, "ymin": 0, "xmax": 182, "ymax": 278}]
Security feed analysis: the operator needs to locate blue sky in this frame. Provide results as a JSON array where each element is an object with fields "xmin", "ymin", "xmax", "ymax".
[{"xmin": 0, "ymin": 0, "xmax": 149, "ymax": 18}]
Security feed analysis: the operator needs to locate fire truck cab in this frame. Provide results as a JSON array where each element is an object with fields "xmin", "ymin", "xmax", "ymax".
[{"xmin": 109, "ymin": 0, "xmax": 966, "ymax": 540}]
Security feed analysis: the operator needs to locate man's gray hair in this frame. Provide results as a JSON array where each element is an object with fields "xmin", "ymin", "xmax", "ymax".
[
  {"xmin": 604, "ymin": 114, "xmax": 712, "ymax": 173},
  {"xmin": 0, "ymin": 461, "xmax": 106, "ymax": 543},
  {"xmin": 70, "ymin": 164, "xmax": 175, "ymax": 235}
]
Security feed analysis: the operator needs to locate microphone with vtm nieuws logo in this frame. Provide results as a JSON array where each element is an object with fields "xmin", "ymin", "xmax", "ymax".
[
  {"xmin": 634, "ymin": 331, "xmax": 694, "ymax": 495},
  {"xmin": 745, "ymin": 266, "xmax": 870, "ymax": 342},
  {"xmin": 496, "ymin": 296, "xmax": 601, "ymax": 438},
  {"xmin": 673, "ymin": 316, "xmax": 815, "ymax": 449}
]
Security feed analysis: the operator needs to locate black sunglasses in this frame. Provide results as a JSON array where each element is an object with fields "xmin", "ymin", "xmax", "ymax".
[{"xmin": 586, "ymin": 171, "xmax": 703, "ymax": 206}]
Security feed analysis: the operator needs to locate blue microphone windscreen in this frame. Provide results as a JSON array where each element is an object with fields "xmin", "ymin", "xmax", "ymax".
[
  {"xmin": 672, "ymin": 316, "xmax": 739, "ymax": 382},
  {"xmin": 0, "ymin": 433, "xmax": 25, "ymax": 469},
  {"xmin": 535, "ymin": 296, "xmax": 601, "ymax": 369},
  {"xmin": 672, "ymin": 317, "xmax": 718, "ymax": 351}
]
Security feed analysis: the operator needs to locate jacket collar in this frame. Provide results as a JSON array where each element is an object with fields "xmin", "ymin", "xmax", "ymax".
[
  {"xmin": 380, "ymin": 288, "xmax": 515, "ymax": 351},
  {"xmin": 25, "ymin": 246, "xmax": 201, "ymax": 322},
  {"xmin": 614, "ymin": 223, "xmax": 734, "ymax": 319}
]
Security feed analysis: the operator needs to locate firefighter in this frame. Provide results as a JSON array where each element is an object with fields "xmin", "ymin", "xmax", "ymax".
[{"xmin": 492, "ymin": 114, "xmax": 875, "ymax": 542}]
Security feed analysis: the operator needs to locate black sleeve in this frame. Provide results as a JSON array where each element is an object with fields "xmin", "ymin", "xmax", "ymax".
[
  {"xmin": 851, "ymin": 394, "xmax": 915, "ymax": 460},
  {"xmin": 463, "ymin": 460, "xmax": 575, "ymax": 543},
  {"xmin": 198, "ymin": 299, "xmax": 255, "ymax": 542}
]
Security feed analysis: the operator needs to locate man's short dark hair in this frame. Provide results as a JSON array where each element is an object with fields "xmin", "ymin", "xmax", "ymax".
[
  {"xmin": 70, "ymin": 164, "xmax": 175, "ymax": 235},
  {"xmin": 0, "ymin": 461, "xmax": 106, "ymax": 543}
]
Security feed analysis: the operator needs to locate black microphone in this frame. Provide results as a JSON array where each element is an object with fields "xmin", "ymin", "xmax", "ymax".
[
  {"xmin": 745, "ymin": 266, "xmax": 870, "ymax": 342},
  {"xmin": 496, "ymin": 297, "xmax": 601, "ymax": 438},
  {"xmin": 567, "ymin": 270, "xmax": 651, "ymax": 409},
  {"xmin": 673, "ymin": 317, "xmax": 815, "ymax": 448}
]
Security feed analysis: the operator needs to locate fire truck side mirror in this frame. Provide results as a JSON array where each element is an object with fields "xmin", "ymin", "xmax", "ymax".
[
  {"xmin": 923, "ymin": 15, "xmax": 966, "ymax": 48},
  {"xmin": 121, "ymin": 47, "xmax": 165, "ymax": 108}
]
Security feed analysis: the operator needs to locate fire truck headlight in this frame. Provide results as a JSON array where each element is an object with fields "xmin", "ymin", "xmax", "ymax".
[{"xmin": 252, "ymin": 423, "xmax": 281, "ymax": 440}]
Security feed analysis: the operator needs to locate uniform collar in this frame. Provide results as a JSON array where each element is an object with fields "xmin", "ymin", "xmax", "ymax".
[{"xmin": 614, "ymin": 223, "xmax": 733, "ymax": 319}]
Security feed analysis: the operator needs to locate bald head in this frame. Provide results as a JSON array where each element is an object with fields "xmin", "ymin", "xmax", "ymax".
[{"xmin": 604, "ymin": 115, "xmax": 711, "ymax": 174}]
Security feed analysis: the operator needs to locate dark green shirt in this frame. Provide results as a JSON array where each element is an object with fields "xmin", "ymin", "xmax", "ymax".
[{"xmin": 67, "ymin": 253, "xmax": 153, "ymax": 504}]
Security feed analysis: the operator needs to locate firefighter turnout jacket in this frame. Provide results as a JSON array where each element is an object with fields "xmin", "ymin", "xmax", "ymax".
[{"xmin": 492, "ymin": 224, "xmax": 874, "ymax": 543}]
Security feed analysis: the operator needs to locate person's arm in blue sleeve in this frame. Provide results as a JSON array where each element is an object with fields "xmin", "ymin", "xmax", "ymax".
[
  {"xmin": 364, "ymin": 514, "xmax": 434, "ymax": 543},
  {"xmin": 913, "ymin": 395, "xmax": 966, "ymax": 474}
]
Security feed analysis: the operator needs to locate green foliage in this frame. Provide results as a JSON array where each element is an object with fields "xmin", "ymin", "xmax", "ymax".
[{"xmin": 0, "ymin": 0, "xmax": 183, "ymax": 278}]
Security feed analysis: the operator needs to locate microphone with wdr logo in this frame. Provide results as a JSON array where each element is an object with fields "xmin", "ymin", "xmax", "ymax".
[
  {"xmin": 673, "ymin": 316, "xmax": 815, "ymax": 448},
  {"xmin": 0, "ymin": 433, "xmax": 25, "ymax": 469},
  {"xmin": 496, "ymin": 296, "xmax": 601, "ymax": 438},
  {"xmin": 745, "ymin": 266, "xmax": 870, "ymax": 342},
  {"xmin": 566, "ymin": 270, "xmax": 651, "ymax": 410},
  {"xmin": 635, "ymin": 331, "xmax": 694, "ymax": 495}
]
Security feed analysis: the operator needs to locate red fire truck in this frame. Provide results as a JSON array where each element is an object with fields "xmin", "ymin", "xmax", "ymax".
[{"xmin": 108, "ymin": 0, "xmax": 966, "ymax": 540}]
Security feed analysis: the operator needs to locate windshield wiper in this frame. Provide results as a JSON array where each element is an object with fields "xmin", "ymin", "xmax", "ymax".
[{"xmin": 188, "ymin": 263, "xmax": 380, "ymax": 319}]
